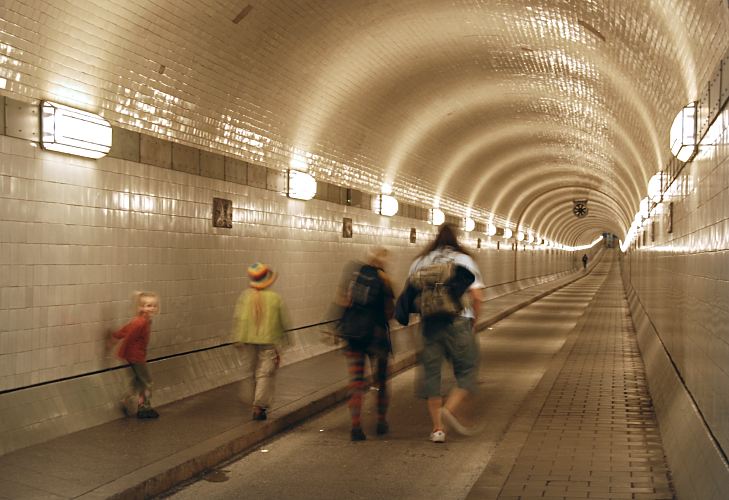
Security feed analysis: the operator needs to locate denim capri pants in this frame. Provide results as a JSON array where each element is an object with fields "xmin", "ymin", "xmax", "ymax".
[{"xmin": 419, "ymin": 316, "xmax": 478, "ymax": 398}]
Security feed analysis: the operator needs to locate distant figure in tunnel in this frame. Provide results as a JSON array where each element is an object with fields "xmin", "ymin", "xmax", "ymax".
[
  {"xmin": 111, "ymin": 291, "xmax": 161, "ymax": 419},
  {"xmin": 403, "ymin": 223, "xmax": 484, "ymax": 443},
  {"xmin": 335, "ymin": 247, "xmax": 395, "ymax": 441},
  {"xmin": 582, "ymin": 253, "xmax": 588, "ymax": 270},
  {"xmin": 233, "ymin": 263, "xmax": 289, "ymax": 422}
]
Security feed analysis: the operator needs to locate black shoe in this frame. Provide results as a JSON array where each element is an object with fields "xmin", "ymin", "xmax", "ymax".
[
  {"xmin": 376, "ymin": 421, "xmax": 389, "ymax": 436},
  {"xmin": 252, "ymin": 408, "xmax": 267, "ymax": 421},
  {"xmin": 137, "ymin": 408, "xmax": 159, "ymax": 419},
  {"xmin": 351, "ymin": 427, "xmax": 367, "ymax": 441}
]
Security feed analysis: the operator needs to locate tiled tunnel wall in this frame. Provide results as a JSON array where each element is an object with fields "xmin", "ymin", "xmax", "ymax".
[
  {"xmin": 0, "ymin": 102, "xmax": 584, "ymax": 454},
  {"xmin": 621, "ymin": 104, "xmax": 729, "ymax": 498}
]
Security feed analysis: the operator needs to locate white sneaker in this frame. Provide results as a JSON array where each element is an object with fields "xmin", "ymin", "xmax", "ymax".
[{"xmin": 430, "ymin": 429, "xmax": 446, "ymax": 443}]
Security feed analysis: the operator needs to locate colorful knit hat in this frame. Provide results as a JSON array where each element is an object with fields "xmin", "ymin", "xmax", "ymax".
[{"xmin": 248, "ymin": 262, "xmax": 277, "ymax": 289}]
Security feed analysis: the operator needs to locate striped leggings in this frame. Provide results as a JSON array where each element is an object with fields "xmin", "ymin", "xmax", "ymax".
[{"xmin": 345, "ymin": 349, "xmax": 389, "ymax": 428}]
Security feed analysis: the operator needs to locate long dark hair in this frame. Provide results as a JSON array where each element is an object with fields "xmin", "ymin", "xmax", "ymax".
[{"xmin": 418, "ymin": 223, "xmax": 472, "ymax": 257}]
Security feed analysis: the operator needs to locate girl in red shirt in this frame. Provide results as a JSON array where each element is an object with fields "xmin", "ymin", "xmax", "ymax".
[{"xmin": 112, "ymin": 292, "xmax": 160, "ymax": 419}]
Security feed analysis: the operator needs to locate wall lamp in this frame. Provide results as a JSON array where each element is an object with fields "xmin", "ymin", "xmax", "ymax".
[
  {"xmin": 516, "ymin": 231, "xmax": 525, "ymax": 242},
  {"xmin": 647, "ymin": 172, "xmax": 667, "ymax": 203},
  {"xmin": 639, "ymin": 197, "xmax": 650, "ymax": 219},
  {"xmin": 463, "ymin": 216, "xmax": 475, "ymax": 232},
  {"xmin": 286, "ymin": 169, "xmax": 317, "ymax": 200},
  {"xmin": 40, "ymin": 101, "xmax": 112, "ymax": 159},
  {"xmin": 503, "ymin": 228, "xmax": 513, "ymax": 239},
  {"xmin": 486, "ymin": 223, "xmax": 498, "ymax": 236},
  {"xmin": 429, "ymin": 208, "xmax": 445, "ymax": 225},
  {"xmin": 669, "ymin": 102, "xmax": 697, "ymax": 162},
  {"xmin": 373, "ymin": 194, "xmax": 398, "ymax": 217}
]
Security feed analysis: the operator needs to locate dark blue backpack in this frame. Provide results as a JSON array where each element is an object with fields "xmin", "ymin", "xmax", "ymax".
[{"xmin": 338, "ymin": 265, "xmax": 384, "ymax": 344}]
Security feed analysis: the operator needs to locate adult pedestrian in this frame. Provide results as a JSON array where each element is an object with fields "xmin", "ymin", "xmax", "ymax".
[
  {"xmin": 406, "ymin": 223, "xmax": 484, "ymax": 443},
  {"xmin": 336, "ymin": 247, "xmax": 395, "ymax": 441}
]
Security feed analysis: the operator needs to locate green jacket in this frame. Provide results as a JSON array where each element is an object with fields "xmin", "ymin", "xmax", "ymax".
[{"xmin": 233, "ymin": 289, "xmax": 288, "ymax": 345}]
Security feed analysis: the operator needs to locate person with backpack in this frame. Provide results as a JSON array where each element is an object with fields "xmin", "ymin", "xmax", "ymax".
[
  {"xmin": 406, "ymin": 223, "xmax": 484, "ymax": 443},
  {"xmin": 336, "ymin": 247, "xmax": 395, "ymax": 441}
]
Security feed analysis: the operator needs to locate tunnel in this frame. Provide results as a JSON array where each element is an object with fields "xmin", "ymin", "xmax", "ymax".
[{"xmin": 0, "ymin": 1, "xmax": 728, "ymax": 498}]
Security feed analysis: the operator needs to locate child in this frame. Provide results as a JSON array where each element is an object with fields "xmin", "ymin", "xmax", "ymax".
[
  {"xmin": 111, "ymin": 291, "xmax": 160, "ymax": 419},
  {"xmin": 233, "ymin": 262, "xmax": 288, "ymax": 421}
]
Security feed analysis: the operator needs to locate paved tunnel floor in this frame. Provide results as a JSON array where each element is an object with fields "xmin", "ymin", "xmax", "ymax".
[{"xmin": 163, "ymin": 254, "xmax": 675, "ymax": 500}]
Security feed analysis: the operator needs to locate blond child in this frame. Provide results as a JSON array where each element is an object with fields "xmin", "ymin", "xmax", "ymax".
[
  {"xmin": 111, "ymin": 291, "xmax": 160, "ymax": 419},
  {"xmin": 233, "ymin": 263, "xmax": 288, "ymax": 421}
]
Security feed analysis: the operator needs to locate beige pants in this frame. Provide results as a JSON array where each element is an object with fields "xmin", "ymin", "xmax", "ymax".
[{"xmin": 237, "ymin": 343, "xmax": 278, "ymax": 409}]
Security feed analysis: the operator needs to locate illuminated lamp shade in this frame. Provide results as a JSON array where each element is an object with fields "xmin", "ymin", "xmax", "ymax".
[
  {"xmin": 287, "ymin": 170, "xmax": 317, "ymax": 200},
  {"xmin": 429, "ymin": 208, "xmax": 445, "ymax": 226},
  {"xmin": 516, "ymin": 231, "xmax": 525, "ymax": 241},
  {"xmin": 40, "ymin": 101, "xmax": 112, "ymax": 159},
  {"xmin": 633, "ymin": 212, "xmax": 642, "ymax": 227},
  {"xmin": 527, "ymin": 233, "xmax": 534, "ymax": 243},
  {"xmin": 647, "ymin": 172, "xmax": 666, "ymax": 203},
  {"xmin": 486, "ymin": 223, "xmax": 497, "ymax": 236},
  {"xmin": 463, "ymin": 217, "xmax": 475, "ymax": 232},
  {"xmin": 503, "ymin": 228, "xmax": 513, "ymax": 239},
  {"xmin": 372, "ymin": 194, "xmax": 398, "ymax": 217},
  {"xmin": 669, "ymin": 102, "xmax": 697, "ymax": 162},
  {"xmin": 639, "ymin": 197, "xmax": 649, "ymax": 219}
]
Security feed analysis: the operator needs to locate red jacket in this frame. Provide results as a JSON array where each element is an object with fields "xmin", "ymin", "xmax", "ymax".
[{"xmin": 113, "ymin": 315, "xmax": 151, "ymax": 364}]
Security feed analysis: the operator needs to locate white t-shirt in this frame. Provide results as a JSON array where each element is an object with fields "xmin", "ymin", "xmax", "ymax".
[{"xmin": 408, "ymin": 247, "xmax": 484, "ymax": 319}]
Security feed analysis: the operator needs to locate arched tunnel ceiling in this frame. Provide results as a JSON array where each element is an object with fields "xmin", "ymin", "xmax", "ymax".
[{"xmin": 1, "ymin": 0, "xmax": 728, "ymax": 245}]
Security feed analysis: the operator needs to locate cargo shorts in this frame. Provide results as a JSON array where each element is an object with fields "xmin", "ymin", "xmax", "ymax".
[{"xmin": 419, "ymin": 316, "xmax": 478, "ymax": 398}]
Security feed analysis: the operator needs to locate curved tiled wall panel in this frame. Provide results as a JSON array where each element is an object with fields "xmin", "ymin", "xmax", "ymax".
[{"xmin": 621, "ymin": 106, "xmax": 729, "ymax": 500}]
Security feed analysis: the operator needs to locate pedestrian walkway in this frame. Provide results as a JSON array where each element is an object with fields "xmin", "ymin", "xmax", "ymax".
[
  {"xmin": 0, "ymin": 261, "xmax": 595, "ymax": 500},
  {"xmin": 467, "ymin": 254, "xmax": 675, "ymax": 500}
]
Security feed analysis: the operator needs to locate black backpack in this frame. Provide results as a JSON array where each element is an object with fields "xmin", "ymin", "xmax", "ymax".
[
  {"xmin": 338, "ymin": 265, "xmax": 384, "ymax": 343},
  {"xmin": 348, "ymin": 265, "xmax": 384, "ymax": 308}
]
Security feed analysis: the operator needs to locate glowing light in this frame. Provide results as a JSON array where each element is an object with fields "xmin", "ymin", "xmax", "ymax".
[
  {"xmin": 648, "ymin": 172, "xmax": 666, "ymax": 203},
  {"xmin": 373, "ymin": 194, "xmax": 398, "ymax": 217},
  {"xmin": 381, "ymin": 183, "xmax": 393, "ymax": 195},
  {"xmin": 639, "ymin": 197, "xmax": 649, "ymax": 218},
  {"xmin": 516, "ymin": 231, "xmax": 525, "ymax": 242},
  {"xmin": 40, "ymin": 101, "xmax": 112, "ymax": 159},
  {"xmin": 429, "ymin": 208, "xmax": 445, "ymax": 226},
  {"xmin": 503, "ymin": 228, "xmax": 513, "ymax": 239},
  {"xmin": 565, "ymin": 236, "xmax": 604, "ymax": 252},
  {"xmin": 486, "ymin": 223, "xmax": 497, "ymax": 236},
  {"xmin": 463, "ymin": 217, "xmax": 475, "ymax": 232},
  {"xmin": 669, "ymin": 102, "xmax": 697, "ymax": 162},
  {"xmin": 527, "ymin": 233, "xmax": 535, "ymax": 243},
  {"xmin": 289, "ymin": 152, "xmax": 308, "ymax": 171},
  {"xmin": 287, "ymin": 170, "xmax": 317, "ymax": 200}
]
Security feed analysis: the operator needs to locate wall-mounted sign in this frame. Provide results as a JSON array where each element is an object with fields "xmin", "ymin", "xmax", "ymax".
[
  {"xmin": 212, "ymin": 197, "xmax": 233, "ymax": 228},
  {"xmin": 342, "ymin": 217, "xmax": 353, "ymax": 238}
]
